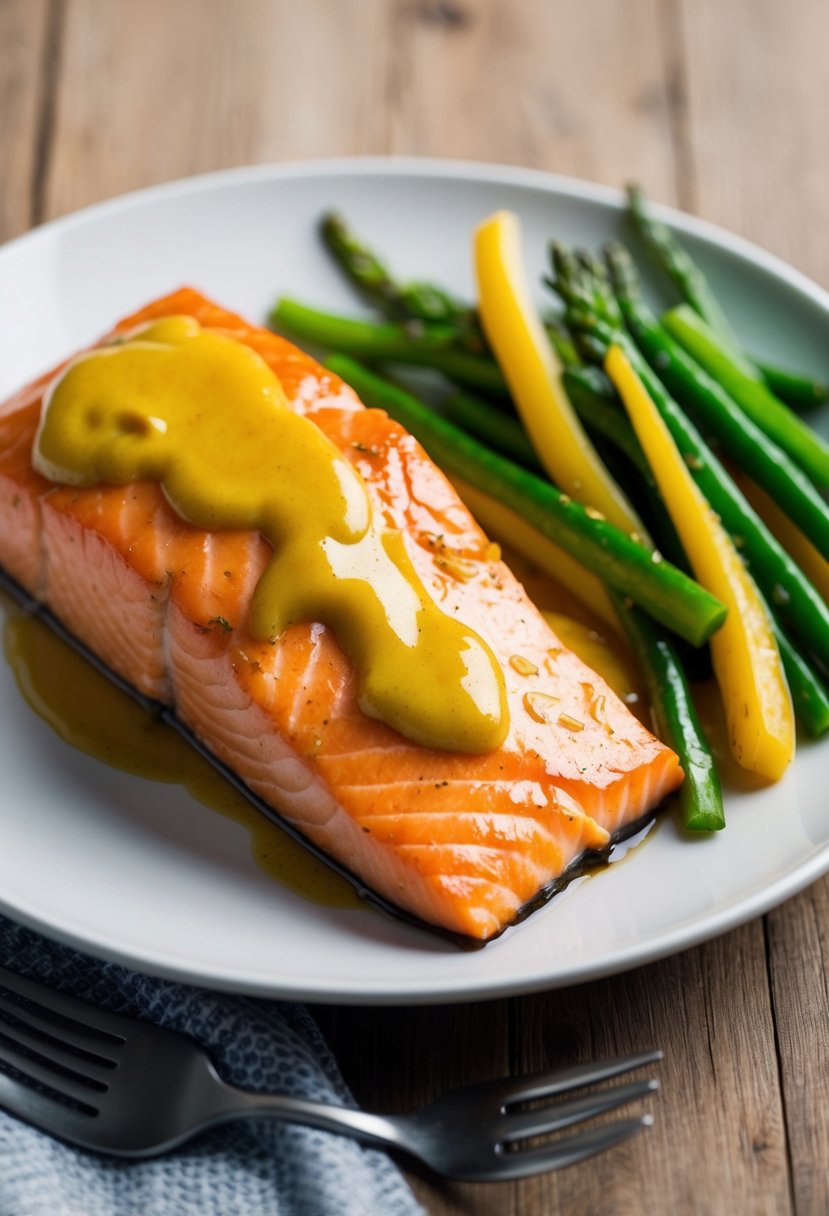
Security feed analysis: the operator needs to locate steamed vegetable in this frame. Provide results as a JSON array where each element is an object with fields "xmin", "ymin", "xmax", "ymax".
[
  {"xmin": 607, "ymin": 344, "xmax": 794, "ymax": 781},
  {"xmin": 271, "ymin": 299, "xmax": 506, "ymax": 395},
  {"xmin": 606, "ymin": 244, "xmax": 829, "ymax": 559},
  {"xmin": 662, "ymin": 305, "xmax": 829, "ymax": 490},
  {"xmin": 474, "ymin": 211, "xmax": 642, "ymax": 536},
  {"xmin": 559, "ymin": 308, "xmax": 829, "ymax": 679},
  {"xmin": 627, "ymin": 184, "xmax": 828, "ymax": 411},
  {"xmin": 320, "ymin": 211, "xmax": 481, "ymax": 339}
]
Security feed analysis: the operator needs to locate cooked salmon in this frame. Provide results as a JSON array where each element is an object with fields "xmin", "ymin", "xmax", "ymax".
[{"xmin": 0, "ymin": 289, "xmax": 683, "ymax": 941}]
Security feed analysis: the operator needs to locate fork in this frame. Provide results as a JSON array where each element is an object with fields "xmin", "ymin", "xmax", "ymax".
[{"xmin": 0, "ymin": 965, "xmax": 660, "ymax": 1182}]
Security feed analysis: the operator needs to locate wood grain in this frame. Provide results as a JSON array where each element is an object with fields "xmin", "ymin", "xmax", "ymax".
[
  {"xmin": 7, "ymin": 0, "xmax": 829, "ymax": 1212},
  {"xmin": 386, "ymin": 0, "xmax": 680, "ymax": 199},
  {"xmin": 41, "ymin": 0, "xmax": 396, "ymax": 221},
  {"xmin": 767, "ymin": 883, "xmax": 829, "ymax": 1216},
  {"xmin": 317, "ymin": 923, "xmax": 792, "ymax": 1215},
  {"xmin": 679, "ymin": 0, "xmax": 829, "ymax": 287},
  {"xmin": 0, "ymin": 0, "xmax": 51, "ymax": 239}
]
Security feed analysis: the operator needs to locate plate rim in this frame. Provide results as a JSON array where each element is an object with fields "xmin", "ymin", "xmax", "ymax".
[{"xmin": 2, "ymin": 155, "xmax": 828, "ymax": 1005}]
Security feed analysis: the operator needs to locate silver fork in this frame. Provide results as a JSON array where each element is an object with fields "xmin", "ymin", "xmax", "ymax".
[{"xmin": 0, "ymin": 964, "xmax": 660, "ymax": 1182}]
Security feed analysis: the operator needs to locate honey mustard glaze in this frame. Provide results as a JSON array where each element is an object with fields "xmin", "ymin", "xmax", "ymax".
[
  {"xmin": 34, "ymin": 316, "xmax": 508, "ymax": 753},
  {"xmin": 1, "ymin": 597, "xmax": 361, "ymax": 908}
]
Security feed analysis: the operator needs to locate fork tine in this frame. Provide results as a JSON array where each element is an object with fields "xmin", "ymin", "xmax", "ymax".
[
  {"xmin": 0, "ymin": 1011, "xmax": 115, "ymax": 1083},
  {"xmin": 0, "ymin": 1067, "xmax": 99, "ymax": 1137},
  {"xmin": 0, "ymin": 1033, "xmax": 106, "ymax": 1109},
  {"xmin": 500, "ymin": 1077, "xmax": 659, "ymax": 1143},
  {"xmin": 483, "ymin": 1115, "xmax": 652, "ymax": 1183},
  {"xmin": 500, "ymin": 1050, "xmax": 663, "ymax": 1107},
  {"xmin": 0, "ymin": 993, "xmax": 120, "ymax": 1062},
  {"xmin": 0, "ymin": 967, "xmax": 127, "ymax": 1044}
]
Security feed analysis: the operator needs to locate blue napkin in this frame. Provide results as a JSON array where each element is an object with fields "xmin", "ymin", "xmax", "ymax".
[{"xmin": 0, "ymin": 916, "xmax": 424, "ymax": 1216}]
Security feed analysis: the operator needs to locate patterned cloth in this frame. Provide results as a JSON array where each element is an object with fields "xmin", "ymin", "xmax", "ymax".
[{"xmin": 0, "ymin": 917, "xmax": 423, "ymax": 1216}]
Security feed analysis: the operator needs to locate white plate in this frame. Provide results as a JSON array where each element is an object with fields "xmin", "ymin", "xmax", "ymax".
[{"xmin": 0, "ymin": 159, "xmax": 827, "ymax": 1005}]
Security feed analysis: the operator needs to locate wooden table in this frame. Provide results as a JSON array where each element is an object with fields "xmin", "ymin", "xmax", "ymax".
[{"xmin": 4, "ymin": 1, "xmax": 827, "ymax": 1211}]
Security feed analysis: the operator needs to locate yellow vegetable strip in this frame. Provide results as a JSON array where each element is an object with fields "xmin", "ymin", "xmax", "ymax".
[
  {"xmin": 474, "ymin": 211, "xmax": 643, "ymax": 537},
  {"xmin": 606, "ymin": 344, "xmax": 794, "ymax": 782},
  {"xmin": 450, "ymin": 476, "xmax": 618, "ymax": 630}
]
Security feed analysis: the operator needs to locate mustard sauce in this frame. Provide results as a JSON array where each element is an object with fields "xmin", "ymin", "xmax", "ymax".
[
  {"xmin": 34, "ymin": 316, "xmax": 508, "ymax": 753},
  {"xmin": 1, "ymin": 598, "xmax": 362, "ymax": 908}
]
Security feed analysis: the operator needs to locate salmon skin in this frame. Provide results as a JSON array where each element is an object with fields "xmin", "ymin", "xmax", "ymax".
[{"xmin": 0, "ymin": 289, "xmax": 683, "ymax": 942}]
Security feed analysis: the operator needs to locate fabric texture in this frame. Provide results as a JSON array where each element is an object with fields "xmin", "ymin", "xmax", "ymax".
[{"xmin": 0, "ymin": 916, "xmax": 423, "ymax": 1216}]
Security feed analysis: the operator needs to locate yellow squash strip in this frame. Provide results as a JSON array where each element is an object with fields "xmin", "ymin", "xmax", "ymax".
[
  {"xmin": 606, "ymin": 344, "xmax": 794, "ymax": 782},
  {"xmin": 735, "ymin": 470, "xmax": 829, "ymax": 605},
  {"xmin": 450, "ymin": 476, "xmax": 618, "ymax": 630},
  {"xmin": 474, "ymin": 211, "xmax": 643, "ymax": 537}
]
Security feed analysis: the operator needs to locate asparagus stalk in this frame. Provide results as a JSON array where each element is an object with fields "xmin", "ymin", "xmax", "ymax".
[
  {"xmin": 606, "ymin": 244, "xmax": 829, "ymax": 559},
  {"xmin": 443, "ymin": 392, "xmax": 541, "ymax": 471},
  {"xmin": 610, "ymin": 592, "xmax": 724, "ymax": 830},
  {"xmin": 662, "ymin": 305, "xmax": 829, "ymax": 490},
  {"xmin": 627, "ymin": 185, "xmax": 828, "ymax": 411},
  {"xmin": 270, "ymin": 298, "xmax": 507, "ymax": 395},
  {"xmin": 627, "ymin": 185, "xmax": 739, "ymax": 347},
  {"xmin": 325, "ymin": 355, "xmax": 726, "ymax": 647},
  {"xmin": 320, "ymin": 212, "xmax": 475, "ymax": 332},
  {"xmin": 606, "ymin": 342, "xmax": 795, "ymax": 781},
  {"xmin": 563, "ymin": 307, "xmax": 829, "ymax": 679}
]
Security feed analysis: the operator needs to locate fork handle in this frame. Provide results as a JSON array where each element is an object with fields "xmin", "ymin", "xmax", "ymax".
[{"xmin": 207, "ymin": 1082, "xmax": 410, "ymax": 1154}]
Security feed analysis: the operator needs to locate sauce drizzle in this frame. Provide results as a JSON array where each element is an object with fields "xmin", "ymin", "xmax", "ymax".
[{"xmin": 34, "ymin": 316, "xmax": 508, "ymax": 753}]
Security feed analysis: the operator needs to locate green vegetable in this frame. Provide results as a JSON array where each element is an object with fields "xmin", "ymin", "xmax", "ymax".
[
  {"xmin": 271, "ymin": 298, "xmax": 506, "ymax": 395},
  {"xmin": 627, "ymin": 184, "xmax": 740, "ymax": 348},
  {"xmin": 627, "ymin": 185, "xmax": 828, "ymax": 412},
  {"xmin": 562, "ymin": 367, "xmax": 642, "ymax": 469},
  {"xmin": 611, "ymin": 593, "xmax": 724, "ymax": 830},
  {"xmin": 326, "ymin": 355, "xmax": 727, "ymax": 647},
  {"xmin": 442, "ymin": 392, "xmax": 541, "ymax": 471},
  {"xmin": 548, "ymin": 245, "xmax": 829, "ymax": 679},
  {"xmin": 320, "ymin": 211, "xmax": 473, "ymax": 330},
  {"xmin": 570, "ymin": 312, "xmax": 829, "ymax": 675},
  {"xmin": 606, "ymin": 245, "xmax": 829, "ymax": 560},
  {"xmin": 771, "ymin": 614, "xmax": 829, "ymax": 737},
  {"xmin": 756, "ymin": 361, "xmax": 828, "ymax": 414},
  {"xmin": 662, "ymin": 304, "xmax": 829, "ymax": 490}
]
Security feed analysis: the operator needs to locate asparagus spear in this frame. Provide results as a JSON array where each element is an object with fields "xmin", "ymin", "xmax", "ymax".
[
  {"xmin": 442, "ymin": 391, "xmax": 541, "ymax": 470},
  {"xmin": 662, "ymin": 305, "xmax": 829, "ymax": 490},
  {"xmin": 588, "ymin": 318, "xmax": 829, "ymax": 681},
  {"xmin": 610, "ymin": 592, "xmax": 724, "ymax": 830},
  {"xmin": 549, "ymin": 254, "xmax": 829, "ymax": 680},
  {"xmin": 320, "ymin": 212, "xmax": 475, "ymax": 331},
  {"xmin": 325, "ymin": 355, "xmax": 726, "ymax": 647},
  {"xmin": 606, "ymin": 243, "xmax": 829, "ymax": 559},
  {"xmin": 271, "ymin": 298, "xmax": 507, "ymax": 395},
  {"xmin": 627, "ymin": 185, "xmax": 828, "ymax": 411},
  {"xmin": 321, "ymin": 211, "xmax": 583, "ymax": 368}
]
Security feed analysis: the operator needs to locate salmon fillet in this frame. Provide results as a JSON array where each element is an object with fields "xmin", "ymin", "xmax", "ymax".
[{"xmin": 0, "ymin": 289, "xmax": 683, "ymax": 941}]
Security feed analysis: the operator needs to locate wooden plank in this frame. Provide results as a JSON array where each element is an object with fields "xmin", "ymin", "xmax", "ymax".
[
  {"xmin": 767, "ymin": 880, "xmax": 829, "ymax": 1216},
  {"xmin": 313, "ymin": 1002, "xmax": 514, "ymax": 1215},
  {"xmin": 41, "ymin": 0, "xmax": 395, "ymax": 220},
  {"xmin": 679, "ymin": 0, "xmax": 829, "ymax": 286},
  {"xmin": 513, "ymin": 927, "xmax": 791, "ymax": 1214},
  {"xmin": 0, "ymin": 0, "xmax": 51, "ymax": 239},
  {"xmin": 390, "ymin": 0, "xmax": 679, "ymax": 197}
]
